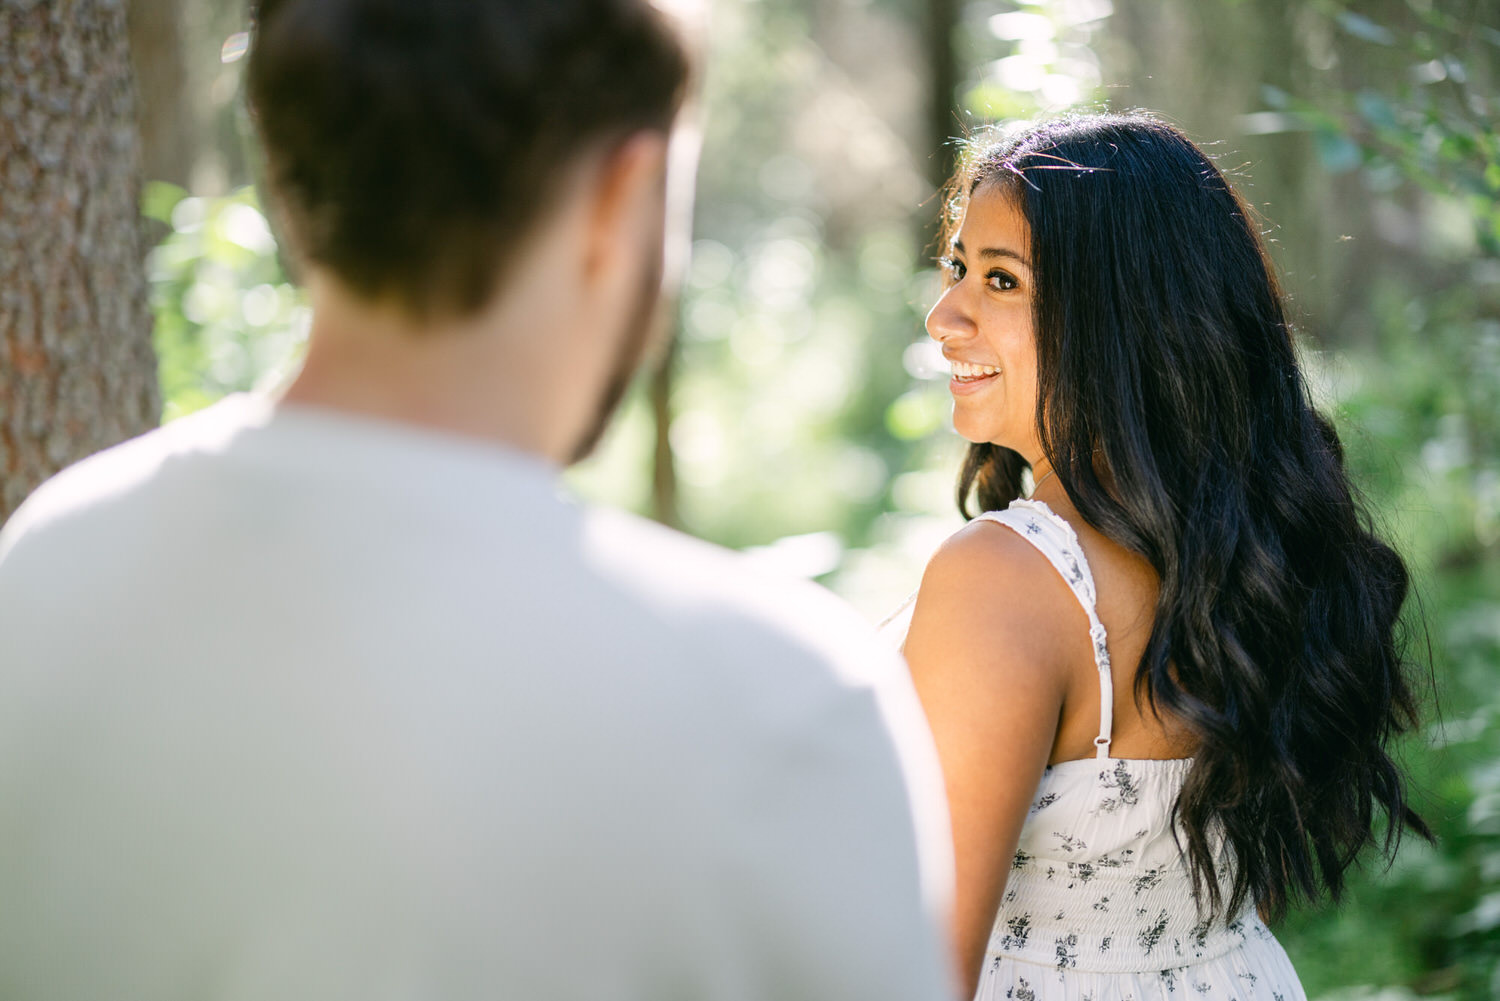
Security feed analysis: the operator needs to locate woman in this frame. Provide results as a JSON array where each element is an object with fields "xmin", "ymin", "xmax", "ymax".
[{"xmin": 901, "ymin": 114, "xmax": 1431, "ymax": 1000}]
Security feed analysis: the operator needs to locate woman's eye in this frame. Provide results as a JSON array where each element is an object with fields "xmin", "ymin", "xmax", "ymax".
[
  {"xmin": 986, "ymin": 270, "xmax": 1018, "ymax": 292},
  {"xmin": 940, "ymin": 256, "xmax": 966, "ymax": 282}
]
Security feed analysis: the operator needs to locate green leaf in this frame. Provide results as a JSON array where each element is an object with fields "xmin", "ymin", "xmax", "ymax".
[{"xmin": 141, "ymin": 181, "xmax": 188, "ymax": 224}]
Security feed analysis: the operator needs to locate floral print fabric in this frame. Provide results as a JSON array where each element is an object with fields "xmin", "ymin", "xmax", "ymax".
[{"xmin": 967, "ymin": 502, "xmax": 1309, "ymax": 1000}]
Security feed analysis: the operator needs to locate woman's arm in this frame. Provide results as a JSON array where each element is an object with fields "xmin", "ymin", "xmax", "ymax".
[{"xmin": 903, "ymin": 520, "xmax": 1078, "ymax": 998}]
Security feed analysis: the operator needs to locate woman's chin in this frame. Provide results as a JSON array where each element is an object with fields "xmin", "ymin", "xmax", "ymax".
[
  {"xmin": 951, "ymin": 415, "xmax": 996, "ymax": 445},
  {"xmin": 952, "ymin": 420, "xmax": 1021, "ymax": 454}
]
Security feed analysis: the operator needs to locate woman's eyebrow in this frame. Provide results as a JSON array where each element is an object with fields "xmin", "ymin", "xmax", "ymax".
[{"xmin": 951, "ymin": 238, "xmax": 1029, "ymax": 267}]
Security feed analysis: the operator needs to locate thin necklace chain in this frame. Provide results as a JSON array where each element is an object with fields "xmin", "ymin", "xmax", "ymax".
[{"xmin": 1029, "ymin": 466, "xmax": 1056, "ymax": 498}]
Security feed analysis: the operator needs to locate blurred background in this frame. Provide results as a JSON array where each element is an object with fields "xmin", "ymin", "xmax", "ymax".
[{"xmin": 2, "ymin": 0, "xmax": 1498, "ymax": 995}]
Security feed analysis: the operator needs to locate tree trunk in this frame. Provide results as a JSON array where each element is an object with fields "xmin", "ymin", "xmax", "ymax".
[
  {"xmin": 127, "ymin": 0, "xmax": 194, "ymax": 189},
  {"xmin": 925, "ymin": 0, "xmax": 960, "ymax": 193},
  {"xmin": 0, "ymin": 0, "xmax": 161, "ymax": 524},
  {"xmin": 646, "ymin": 5, "xmax": 710, "ymax": 531},
  {"xmin": 648, "ymin": 336, "xmax": 679, "ymax": 529}
]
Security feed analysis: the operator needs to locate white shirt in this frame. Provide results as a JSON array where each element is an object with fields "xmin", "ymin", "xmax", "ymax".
[{"xmin": 0, "ymin": 395, "xmax": 953, "ymax": 1001}]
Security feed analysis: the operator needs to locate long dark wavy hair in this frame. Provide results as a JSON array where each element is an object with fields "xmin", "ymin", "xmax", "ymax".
[{"xmin": 943, "ymin": 113, "xmax": 1432, "ymax": 923}]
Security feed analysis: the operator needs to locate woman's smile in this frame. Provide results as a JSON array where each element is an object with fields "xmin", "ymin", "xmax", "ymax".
[{"xmin": 949, "ymin": 360, "xmax": 1001, "ymax": 396}]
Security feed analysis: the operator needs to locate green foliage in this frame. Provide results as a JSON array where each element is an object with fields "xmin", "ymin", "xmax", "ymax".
[
  {"xmin": 144, "ymin": 182, "xmax": 307, "ymax": 422},
  {"xmin": 1261, "ymin": 2, "xmax": 1499, "ymax": 254},
  {"xmin": 955, "ymin": 1, "xmax": 1108, "ymax": 121}
]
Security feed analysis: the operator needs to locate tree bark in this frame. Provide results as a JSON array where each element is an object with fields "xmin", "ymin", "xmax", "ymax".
[
  {"xmin": 925, "ymin": 0, "xmax": 960, "ymax": 193},
  {"xmin": 127, "ymin": 0, "xmax": 194, "ymax": 189},
  {"xmin": 648, "ymin": 336, "xmax": 679, "ymax": 529},
  {"xmin": 0, "ymin": 0, "xmax": 160, "ymax": 524}
]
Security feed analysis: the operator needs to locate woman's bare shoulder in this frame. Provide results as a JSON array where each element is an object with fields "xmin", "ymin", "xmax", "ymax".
[
  {"xmin": 920, "ymin": 515, "xmax": 1077, "ymax": 603},
  {"xmin": 906, "ymin": 516, "xmax": 1086, "ymax": 685}
]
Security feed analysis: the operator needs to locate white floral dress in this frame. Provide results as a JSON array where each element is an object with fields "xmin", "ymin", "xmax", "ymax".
[{"xmin": 891, "ymin": 499, "xmax": 1310, "ymax": 1001}]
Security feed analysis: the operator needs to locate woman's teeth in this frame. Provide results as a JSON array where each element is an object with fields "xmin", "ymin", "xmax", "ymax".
[{"xmin": 951, "ymin": 361, "xmax": 1001, "ymax": 380}]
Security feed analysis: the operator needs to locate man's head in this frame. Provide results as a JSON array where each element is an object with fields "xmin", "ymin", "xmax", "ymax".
[{"xmin": 248, "ymin": 0, "xmax": 691, "ymax": 462}]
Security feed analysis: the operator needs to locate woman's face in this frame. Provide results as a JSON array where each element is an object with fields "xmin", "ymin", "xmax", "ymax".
[{"xmin": 925, "ymin": 182, "xmax": 1041, "ymax": 462}]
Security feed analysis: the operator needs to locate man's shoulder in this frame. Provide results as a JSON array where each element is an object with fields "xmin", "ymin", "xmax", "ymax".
[
  {"xmin": 0, "ymin": 396, "xmax": 264, "ymax": 558},
  {"xmin": 579, "ymin": 505, "xmax": 903, "ymax": 694},
  {"xmin": 579, "ymin": 511, "xmax": 953, "ymax": 943}
]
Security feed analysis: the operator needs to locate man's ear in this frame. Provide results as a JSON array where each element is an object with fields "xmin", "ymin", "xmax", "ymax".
[{"xmin": 584, "ymin": 132, "xmax": 670, "ymax": 284}]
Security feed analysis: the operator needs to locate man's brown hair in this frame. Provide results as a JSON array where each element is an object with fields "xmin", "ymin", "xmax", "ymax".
[{"xmin": 247, "ymin": 0, "xmax": 689, "ymax": 318}]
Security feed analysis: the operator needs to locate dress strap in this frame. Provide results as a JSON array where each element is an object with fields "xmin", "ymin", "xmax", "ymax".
[{"xmin": 971, "ymin": 500, "xmax": 1114, "ymax": 759}]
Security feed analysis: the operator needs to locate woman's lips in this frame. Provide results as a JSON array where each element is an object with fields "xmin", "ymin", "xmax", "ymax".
[{"xmin": 949, "ymin": 372, "xmax": 999, "ymax": 396}]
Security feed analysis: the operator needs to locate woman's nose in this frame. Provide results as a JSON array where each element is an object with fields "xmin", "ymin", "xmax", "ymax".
[{"xmin": 925, "ymin": 286, "xmax": 972, "ymax": 344}]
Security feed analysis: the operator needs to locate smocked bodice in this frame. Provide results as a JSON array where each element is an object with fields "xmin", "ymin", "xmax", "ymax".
[{"xmin": 992, "ymin": 754, "xmax": 1262, "ymax": 974}]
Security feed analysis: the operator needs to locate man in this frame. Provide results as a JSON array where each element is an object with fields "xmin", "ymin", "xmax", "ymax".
[{"xmin": 0, "ymin": 2, "xmax": 954, "ymax": 999}]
